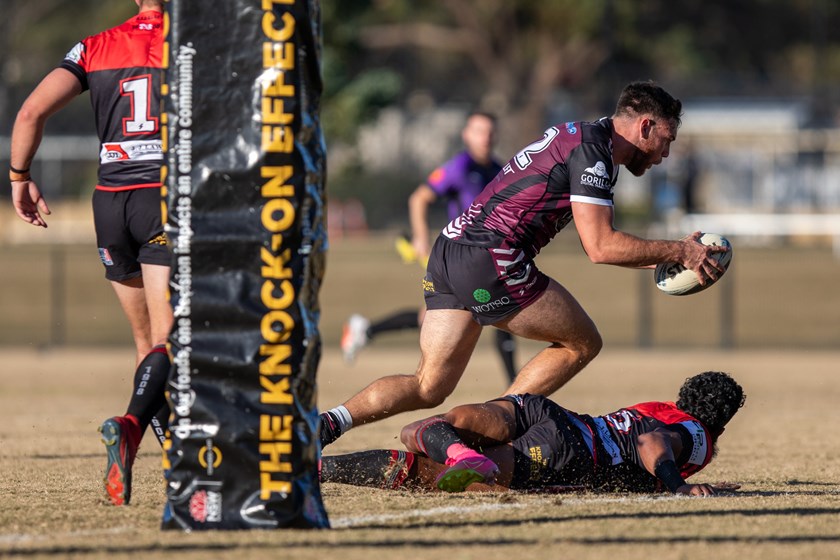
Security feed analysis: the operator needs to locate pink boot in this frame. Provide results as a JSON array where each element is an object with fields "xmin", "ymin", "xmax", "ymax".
[{"xmin": 435, "ymin": 447, "xmax": 499, "ymax": 492}]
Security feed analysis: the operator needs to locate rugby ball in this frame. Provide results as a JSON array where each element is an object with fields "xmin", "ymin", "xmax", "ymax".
[{"xmin": 654, "ymin": 233, "xmax": 732, "ymax": 296}]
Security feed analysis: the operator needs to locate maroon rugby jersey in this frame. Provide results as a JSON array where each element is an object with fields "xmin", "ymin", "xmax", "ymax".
[
  {"xmin": 568, "ymin": 400, "xmax": 715, "ymax": 490},
  {"xmin": 441, "ymin": 118, "xmax": 617, "ymax": 258},
  {"xmin": 59, "ymin": 10, "xmax": 164, "ymax": 191}
]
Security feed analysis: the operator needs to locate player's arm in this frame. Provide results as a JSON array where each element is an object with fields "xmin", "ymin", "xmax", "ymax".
[
  {"xmin": 572, "ymin": 201, "xmax": 727, "ymax": 284},
  {"xmin": 10, "ymin": 68, "xmax": 82, "ymax": 227},
  {"xmin": 636, "ymin": 427, "xmax": 718, "ymax": 497},
  {"xmin": 408, "ymin": 183, "xmax": 438, "ymax": 261}
]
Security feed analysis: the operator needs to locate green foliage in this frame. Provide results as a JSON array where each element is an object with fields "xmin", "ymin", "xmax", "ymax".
[
  {"xmin": 6, "ymin": 0, "xmax": 136, "ymax": 86},
  {"xmin": 323, "ymin": 69, "xmax": 402, "ymax": 142}
]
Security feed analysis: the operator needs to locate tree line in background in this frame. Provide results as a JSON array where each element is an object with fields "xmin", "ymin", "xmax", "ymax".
[{"xmin": 3, "ymin": 0, "xmax": 839, "ymax": 228}]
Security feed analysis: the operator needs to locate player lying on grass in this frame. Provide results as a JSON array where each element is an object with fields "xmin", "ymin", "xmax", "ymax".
[{"xmin": 321, "ymin": 371, "xmax": 745, "ymax": 496}]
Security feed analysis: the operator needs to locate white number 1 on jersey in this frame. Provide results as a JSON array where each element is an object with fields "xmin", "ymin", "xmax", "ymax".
[{"xmin": 120, "ymin": 75, "xmax": 158, "ymax": 135}]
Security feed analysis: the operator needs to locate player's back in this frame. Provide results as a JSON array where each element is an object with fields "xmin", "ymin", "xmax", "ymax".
[
  {"xmin": 61, "ymin": 10, "xmax": 164, "ymax": 189},
  {"xmin": 578, "ymin": 401, "xmax": 714, "ymax": 488}
]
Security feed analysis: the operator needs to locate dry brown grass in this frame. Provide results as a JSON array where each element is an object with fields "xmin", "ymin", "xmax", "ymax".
[
  {"xmin": 1, "ymin": 232, "xmax": 839, "ymax": 557},
  {"xmin": 1, "ymin": 345, "xmax": 839, "ymax": 559}
]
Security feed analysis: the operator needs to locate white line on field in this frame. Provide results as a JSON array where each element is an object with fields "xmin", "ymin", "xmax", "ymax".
[
  {"xmin": 0, "ymin": 494, "xmax": 684, "ymax": 542},
  {"xmin": 331, "ymin": 493, "xmax": 682, "ymax": 528},
  {"xmin": 0, "ymin": 526, "xmax": 131, "ymax": 544}
]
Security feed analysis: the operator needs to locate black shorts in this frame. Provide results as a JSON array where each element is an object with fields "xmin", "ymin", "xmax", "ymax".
[
  {"xmin": 495, "ymin": 394, "xmax": 594, "ymax": 490},
  {"xmin": 92, "ymin": 187, "xmax": 170, "ymax": 281},
  {"xmin": 423, "ymin": 236, "xmax": 550, "ymax": 325}
]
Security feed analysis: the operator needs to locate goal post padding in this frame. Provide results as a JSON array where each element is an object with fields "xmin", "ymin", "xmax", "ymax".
[{"xmin": 161, "ymin": 0, "xmax": 329, "ymax": 530}]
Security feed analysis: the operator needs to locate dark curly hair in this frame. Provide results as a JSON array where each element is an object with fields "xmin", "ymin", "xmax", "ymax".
[
  {"xmin": 614, "ymin": 81, "xmax": 683, "ymax": 128},
  {"xmin": 676, "ymin": 371, "xmax": 745, "ymax": 434}
]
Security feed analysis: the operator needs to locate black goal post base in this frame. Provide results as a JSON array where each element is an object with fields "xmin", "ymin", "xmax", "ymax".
[{"xmin": 161, "ymin": 0, "xmax": 329, "ymax": 530}]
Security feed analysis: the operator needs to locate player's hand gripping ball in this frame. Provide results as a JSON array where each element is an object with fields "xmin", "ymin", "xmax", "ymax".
[{"xmin": 654, "ymin": 233, "xmax": 732, "ymax": 296}]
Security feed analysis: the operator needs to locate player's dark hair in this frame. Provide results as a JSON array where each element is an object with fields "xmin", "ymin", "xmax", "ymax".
[
  {"xmin": 676, "ymin": 371, "xmax": 745, "ymax": 434},
  {"xmin": 614, "ymin": 81, "xmax": 683, "ymax": 128}
]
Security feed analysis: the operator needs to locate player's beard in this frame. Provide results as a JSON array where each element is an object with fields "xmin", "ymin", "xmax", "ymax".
[{"xmin": 625, "ymin": 146, "xmax": 654, "ymax": 176}]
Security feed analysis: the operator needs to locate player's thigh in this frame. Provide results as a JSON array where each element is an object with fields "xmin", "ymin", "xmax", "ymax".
[
  {"xmin": 92, "ymin": 190, "xmax": 142, "ymax": 282},
  {"xmin": 415, "ymin": 308, "xmax": 482, "ymax": 397},
  {"xmin": 497, "ymin": 278, "xmax": 599, "ymax": 346},
  {"xmin": 444, "ymin": 399, "xmax": 517, "ymax": 445}
]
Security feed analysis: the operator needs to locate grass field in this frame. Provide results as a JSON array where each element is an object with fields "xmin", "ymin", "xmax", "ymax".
[
  {"xmin": 1, "ymin": 231, "xmax": 839, "ymax": 558},
  {"xmin": 1, "ymin": 346, "xmax": 839, "ymax": 559}
]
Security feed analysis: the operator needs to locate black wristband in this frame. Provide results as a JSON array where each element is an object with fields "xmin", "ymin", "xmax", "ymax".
[
  {"xmin": 654, "ymin": 459, "xmax": 686, "ymax": 493},
  {"xmin": 10, "ymin": 165, "xmax": 30, "ymax": 174}
]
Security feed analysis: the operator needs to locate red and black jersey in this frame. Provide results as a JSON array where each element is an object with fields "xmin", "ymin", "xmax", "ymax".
[
  {"xmin": 569, "ymin": 401, "xmax": 714, "ymax": 491},
  {"xmin": 59, "ymin": 10, "xmax": 164, "ymax": 191},
  {"xmin": 441, "ymin": 118, "xmax": 617, "ymax": 258}
]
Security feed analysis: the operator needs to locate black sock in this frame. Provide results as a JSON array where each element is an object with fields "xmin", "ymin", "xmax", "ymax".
[
  {"xmin": 368, "ymin": 310, "xmax": 420, "ymax": 339},
  {"xmin": 321, "ymin": 449, "xmax": 416, "ymax": 489},
  {"xmin": 149, "ymin": 404, "xmax": 170, "ymax": 447},
  {"xmin": 417, "ymin": 418, "xmax": 462, "ymax": 464},
  {"xmin": 495, "ymin": 329, "xmax": 517, "ymax": 383},
  {"xmin": 320, "ymin": 411, "xmax": 343, "ymax": 447},
  {"xmin": 126, "ymin": 345, "xmax": 171, "ymax": 432}
]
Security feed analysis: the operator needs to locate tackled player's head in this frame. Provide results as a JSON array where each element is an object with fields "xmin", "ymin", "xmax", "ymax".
[{"xmin": 676, "ymin": 371, "xmax": 745, "ymax": 435}]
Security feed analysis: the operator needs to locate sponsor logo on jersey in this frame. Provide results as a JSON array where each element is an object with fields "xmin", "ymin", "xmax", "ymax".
[
  {"xmin": 471, "ymin": 295, "xmax": 510, "ymax": 314},
  {"xmin": 98, "ymin": 248, "xmax": 114, "ymax": 266},
  {"xmin": 605, "ymin": 409, "xmax": 636, "ymax": 434},
  {"xmin": 422, "ymin": 278, "xmax": 435, "ymax": 293},
  {"xmin": 102, "ymin": 144, "xmax": 129, "ymax": 161},
  {"xmin": 518, "ymin": 273, "xmax": 539, "ymax": 297},
  {"xmin": 148, "ymin": 234, "xmax": 168, "ymax": 246},
  {"xmin": 472, "ymin": 288, "xmax": 491, "ymax": 303},
  {"xmin": 580, "ymin": 160, "xmax": 612, "ymax": 190},
  {"xmin": 682, "ymin": 420, "xmax": 709, "ymax": 465},
  {"xmin": 565, "ymin": 122, "xmax": 578, "ymax": 135},
  {"xmin": 100, "ymin": 140, "xmax": 163, "ymax": 164},
  {"xmin": 188, "ymin": 489, "xmax": 222, "ymax": 523},
  {"xmin": 64, "ymin": 42, "xmax": 84, "ymax": 64}
]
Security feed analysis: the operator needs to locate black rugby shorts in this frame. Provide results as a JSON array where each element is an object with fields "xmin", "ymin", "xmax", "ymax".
[
  {"xmin": 92, "ymin": 187, "xmax": 170, "ymax": 281},
  {"xmin": 493, "ymin": 394, "xmax": 594, "ymax": 490},
  {"xmin": 423, "ymin": 235, "xmax": 549, "ymax": 325}
]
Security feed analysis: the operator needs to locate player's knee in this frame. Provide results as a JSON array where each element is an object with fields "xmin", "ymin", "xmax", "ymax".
[
  {"xmin": 415, "ymin": 383, "xmax": 451, "ymax": 409},
  {"xmin": 443, "ymin": 404, "xmax": 481, "ymax": 430},
  {"xmin": 561, "ymin": 325, "xmax": 601, "ymax": 367}
]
